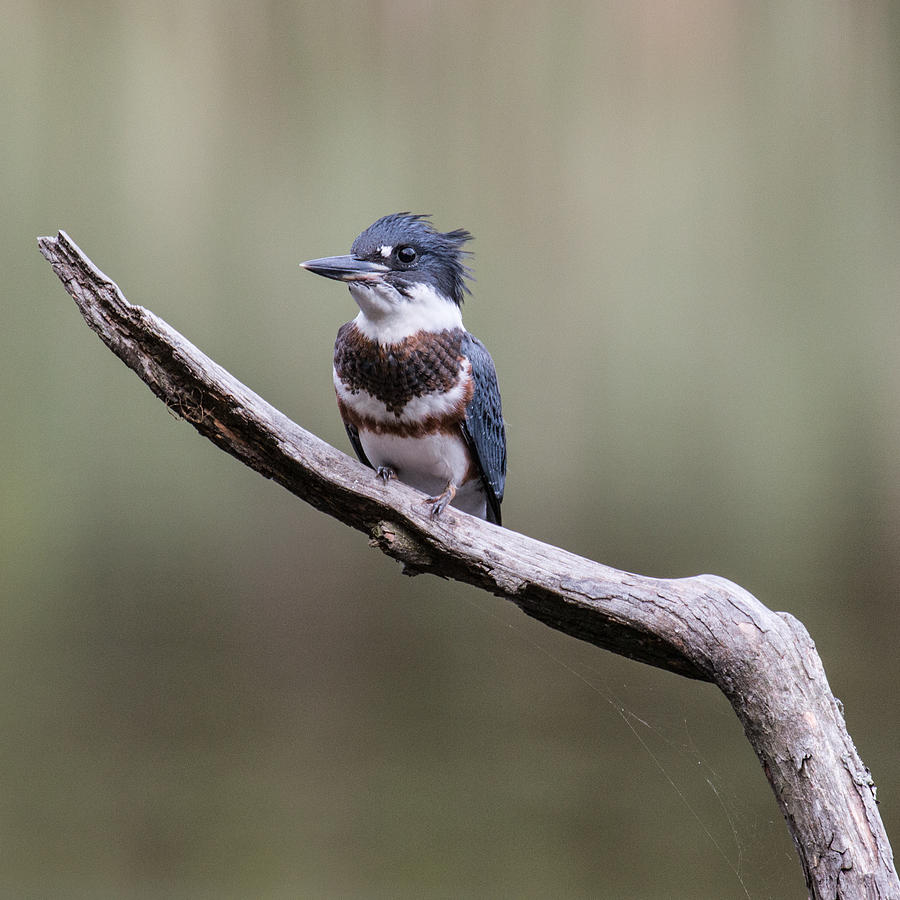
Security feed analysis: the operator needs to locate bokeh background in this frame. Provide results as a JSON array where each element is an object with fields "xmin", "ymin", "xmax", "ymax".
[{"xmin": 3, "ymin": 1, "xmax": 899, "ymax": 897}]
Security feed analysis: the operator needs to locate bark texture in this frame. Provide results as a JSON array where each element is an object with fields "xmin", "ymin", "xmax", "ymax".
[{"xmin": 38, "ymin": 231, "xmax": 897, "ymax": 899}]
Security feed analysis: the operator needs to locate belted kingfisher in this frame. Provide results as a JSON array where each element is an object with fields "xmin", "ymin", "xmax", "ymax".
[{"xmin": 300, "ymin": 213, "xmax": 506, "ymax": 525}]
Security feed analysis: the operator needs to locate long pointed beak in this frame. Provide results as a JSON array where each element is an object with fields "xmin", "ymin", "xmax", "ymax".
[{"xmin": 299, "ymin": 255, "xmax": 389, "ymax": 283}]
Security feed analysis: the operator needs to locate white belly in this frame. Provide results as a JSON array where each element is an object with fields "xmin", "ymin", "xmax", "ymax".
[{"xmin": 359, "ymin": 429, "xmax": 487, "ymax": 519}]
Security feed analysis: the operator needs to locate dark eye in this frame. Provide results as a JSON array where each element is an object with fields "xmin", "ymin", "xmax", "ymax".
[{"xmin": 396, "ymin": 246, "xmax": 417, "ymax": 265}]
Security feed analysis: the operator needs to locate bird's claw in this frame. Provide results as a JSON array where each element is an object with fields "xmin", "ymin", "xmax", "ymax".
[
  {"xmin": 424, "ymin": 483, "xmax": 457, "ymax": 519},
  {"xmin": 376, "ymin": 466, "xmax": 397, "ymax": 483}
]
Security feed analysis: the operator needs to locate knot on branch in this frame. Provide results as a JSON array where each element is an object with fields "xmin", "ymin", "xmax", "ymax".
[{"xmin": 369, "ymin": 520, "xmax": 434, "ymax": 576}]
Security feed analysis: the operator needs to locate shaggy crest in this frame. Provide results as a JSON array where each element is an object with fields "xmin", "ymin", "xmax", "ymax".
[{"xmin": 351, "ymin": 212, "xmax": 474, "ymax": 305}]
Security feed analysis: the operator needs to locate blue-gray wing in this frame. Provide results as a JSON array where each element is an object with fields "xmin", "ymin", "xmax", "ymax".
[
  {"xmin": 344, "ymin": 423, "xmax": 373, "ymax": 469},
  {"xmin": 460, "ymin": 333, "xmax": 506, "ymax": 525}
]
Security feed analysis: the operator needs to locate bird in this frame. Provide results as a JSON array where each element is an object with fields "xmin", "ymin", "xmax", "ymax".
[{"xmin": 300, "ymin": 212, "xmax": 506, "ymax": 525}]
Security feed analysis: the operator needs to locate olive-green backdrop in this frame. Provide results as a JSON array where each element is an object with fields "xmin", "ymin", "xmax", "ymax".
[{"xmin": 4, "ymin": 2, "xmax": 899, "ymax": 897}]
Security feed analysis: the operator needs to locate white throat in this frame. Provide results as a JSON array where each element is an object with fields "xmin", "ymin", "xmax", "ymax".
[{"xmin": 350, "ymin": 281, "xmax": 464, "ymax": 345}]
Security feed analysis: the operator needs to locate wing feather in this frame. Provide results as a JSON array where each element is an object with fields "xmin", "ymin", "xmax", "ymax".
[
  {"xmin": 460, "ymin": 333, "xmax": 506, "ymax": 525},
  {"xmin": 344, "ymin": 422, "xmax": 373, "ymax": 469}
]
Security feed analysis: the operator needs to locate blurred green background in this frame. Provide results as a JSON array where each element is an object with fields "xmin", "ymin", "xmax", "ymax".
[{"xmin": 3, "ymin": 1, "xmax": 899, "ymax": 897}]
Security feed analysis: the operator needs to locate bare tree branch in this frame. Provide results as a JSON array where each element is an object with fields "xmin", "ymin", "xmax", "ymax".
[{"xmin": 38, "ymin": 230, "xmax": 897, "ymax": 898}]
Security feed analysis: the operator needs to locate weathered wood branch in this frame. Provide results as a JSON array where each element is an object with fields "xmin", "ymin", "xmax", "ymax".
[{"xmin": 38, "ymin": 231, "xmax": 896, "ymax": 898}]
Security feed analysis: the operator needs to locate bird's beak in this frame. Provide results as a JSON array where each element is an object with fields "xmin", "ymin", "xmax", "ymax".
[{"xmin": 300, "ymin": 255, "xmax": 389, "ymax": 283}]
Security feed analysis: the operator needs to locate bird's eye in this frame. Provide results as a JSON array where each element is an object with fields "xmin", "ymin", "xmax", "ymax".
[{"xmin": 396, "ymin": 246, "xmax": 417, "ymax": 265}]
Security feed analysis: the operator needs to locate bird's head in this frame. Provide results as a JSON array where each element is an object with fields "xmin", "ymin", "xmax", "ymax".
[{"xmin": 301, "ymin": 213, "xmax": 473, "ymax": 340}]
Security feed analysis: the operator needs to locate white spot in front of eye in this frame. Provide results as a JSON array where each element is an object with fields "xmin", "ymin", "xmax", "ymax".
[{"xmin": 379, "ymin": 245, "xmax": 393, "ymax": 258}]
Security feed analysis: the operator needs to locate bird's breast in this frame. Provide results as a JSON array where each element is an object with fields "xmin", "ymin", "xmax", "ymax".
[{"xmin": 333, "ymin": 323, "xmax": 474, "ymax": 436}]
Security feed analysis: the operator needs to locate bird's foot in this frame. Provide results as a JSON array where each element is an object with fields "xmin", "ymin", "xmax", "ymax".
[
  {"xmin": 424, "ymin": 483, "xmax": 457, "ymax": 519},
  {"xmin": 376, "ymin": 466, "xmax": 397, "ymax": 483}
]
